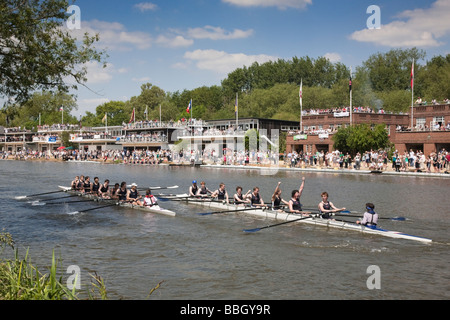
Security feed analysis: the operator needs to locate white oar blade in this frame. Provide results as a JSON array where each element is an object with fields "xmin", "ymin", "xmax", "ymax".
[
  {"xmin": 31, "ymin": 201, "xmax": 46, "ymax": 206},
  {"xmin": 67, "ymin": 211, "xmax": 79, "ymax": 215},
  {"xmin": 15, "ymin": 196, "xmax": 27, "ymax": 200}
]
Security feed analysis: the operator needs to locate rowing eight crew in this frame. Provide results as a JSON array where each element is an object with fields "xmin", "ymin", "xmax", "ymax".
[
  {"xmin": 188, "ymin": 177, "xmax": 312, "ymax": 215},
  {"xmin": 188, "ymin": 178, "xmax": 378, "ymax": 227},
  {"xmin": 70, "ymin": 176, "xmax": 158, "ymax": 207}
]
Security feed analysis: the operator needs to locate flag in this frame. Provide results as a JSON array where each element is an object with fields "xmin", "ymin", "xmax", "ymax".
[
  {"xmin": 411, "ymin": 59, "xmax": 414, "ymax": 90},
  {"xmin": 144, "ymin": 106, "xmax": 148, "ymax": 116},
  {"xmin": 235, "ymin": 94, "xmax": 238, "ymax": 115},
  {"xmin": 129, "ymin": 108, "xmax": 135, "ymax": 123},
  {"xmin": 59, "ymin": 106, "xmax": 63, "ymax": 112},
  {"xmin": 102, "ymin": 113, "xmax": 107, "ymax": 123},
  {"xmin": 349, "ymin": 73, "xmax": 352, "ymax": 93},
  {"xmin": 186, "ymin": 99, "xmax": 192, "ymax": 113},
  {"xmin": 299, "ymin": 80, "xmax": 303, "ymax": 107}
]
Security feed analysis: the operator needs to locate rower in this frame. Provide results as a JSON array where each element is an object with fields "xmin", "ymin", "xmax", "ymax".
[
  {"xmin": 143, "ymin": 189, "xmax": 158, "ymax": 207},
  {"xmin": 287, "ymin": 177, "xmax": 308, "ymax": 213},
  {"xmin": 76, "ymin": 175, "xmax": 85, "ymax": 192},
  {"xmin": 196, "ymin": 181, "xmax": 212, "ymax": 198},
  {"xmin": 117, "ymin": 182, "xmax": 128, "ymax": 202},
  {"xmin": 71, "ymin": 176, "xmax": 79, "ymax": 190},
  {"xmin": 250, "ymin": 187, "xmax": 265, "ymax": 207},
  {"xmin": 356, "ymin": 203, "xmax": 378, "ymax": 227},
  {"xmin": 189, "ymin": 180, "xmax": 198, "ymax": 197},
  {"xmin": 91, "ymin": 177, "xmax": 100, "ymax": 196},
  {"xmin": 318, "ymin": 191, "xmax": 346, "ymax": 219},
  {"xmin": 111, "ymin": 183, "xmax": 120, "ymax": 200},
  {"xmin": 211, "ymin": 183, "xmax": 229, "ymax": 203},
  {"xmin": 127, "ymin": 183, "xmax": 143, "ymax": 206},
  {"xmin": 271, "ymin": 182, "xmax": 289, "ymax": 211},
  {"xmin": 83, "ymin": 176, "xmax": 92, "ymax": 194},
  {"xmin": 99, "ymin": 179, "xmax": 110, "ymax": 199},
  {"xmin": 233, "ymin": 186, "xmax": 251, "ymax": 206}
]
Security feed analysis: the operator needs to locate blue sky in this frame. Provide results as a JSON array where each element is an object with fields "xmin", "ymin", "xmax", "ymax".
[{"xmin": 66, "ymin": 0, "xmax": 450, "ymax": 117}]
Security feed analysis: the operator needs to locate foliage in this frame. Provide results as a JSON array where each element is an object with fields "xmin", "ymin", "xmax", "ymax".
[
  {"xmin": 2, "ymin": 48, "xmax": 450, "ymax": 128},
  {"xmin": 0, "ymin": 231, "xmax": 162, "ymax": 300},
  {"xmin": 0, "ymin": 0, "xmax": 106, "ymax": 103},
  {"xmin": 332, "ymin": 124, "xmax": 391, "ymax": 156}
]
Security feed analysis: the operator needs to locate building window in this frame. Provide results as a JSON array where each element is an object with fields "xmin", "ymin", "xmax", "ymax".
[{"xmin": 416, "ymin": 118, "xmax": 426, "ymax": 130}]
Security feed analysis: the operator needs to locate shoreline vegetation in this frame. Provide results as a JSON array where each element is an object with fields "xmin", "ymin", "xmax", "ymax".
[{"xmin": 0, "ymin": 231, "xmax": 162, "ymax": 300}]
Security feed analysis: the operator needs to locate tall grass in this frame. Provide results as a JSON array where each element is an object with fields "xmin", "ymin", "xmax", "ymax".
[
  {"xmin": 0, "ymin": 230, "xmax": 108, "ymax": 300},
  {"xmin": 1, "ymin": 230, "xmax": 163, "ymax": 300}
]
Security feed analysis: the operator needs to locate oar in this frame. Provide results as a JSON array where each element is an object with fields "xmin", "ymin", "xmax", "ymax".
[
  {"xmin": 129, "ymin": 185, "xmax": 179, "ymax": 190},
  {"xmin": 33, "ymin": 199, "xmax": 97, "ymax": 206},
  {"xmin": 30, "ymin": 194, "xmax": 78, "ymax": 203},
  {"xmin": 198, "ymin": 206, "xmax": 266, "ymax": 216},
  {"xmin": 332, "ymin": 213, "xmax": 406, "ymax": 221},
  {"xmin": 15, "ymin": 190, "xmax": 65, "ymax": 200},
  {"xmin": 243, "ymin": 215, "xmax": 315, "ymax": 233},
  {"xmin": 67, "ymin": 203, "xmax": 119, "ymax": 215}
]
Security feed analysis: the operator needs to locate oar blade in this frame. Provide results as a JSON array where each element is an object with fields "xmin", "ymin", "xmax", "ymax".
[
  {"xmin": 243, "ymin": 227, "xmax": 262, "ymax": 233},
  {"xmin": 391, "ymin": 216, "xmax": 406, "ymax": 221}
]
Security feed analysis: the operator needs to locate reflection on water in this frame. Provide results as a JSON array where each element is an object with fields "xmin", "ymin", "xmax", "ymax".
[{"xmin": 1, "ymin": 160, "xmax": 449, "ymax": 300}]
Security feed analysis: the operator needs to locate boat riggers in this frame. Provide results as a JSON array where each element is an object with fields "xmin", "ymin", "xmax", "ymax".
[{"xmin": 243, "ymin": 214, "xmax": 316, "ymax": 233}]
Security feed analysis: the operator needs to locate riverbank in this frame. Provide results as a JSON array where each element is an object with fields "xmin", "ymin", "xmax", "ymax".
[{"xmin": 2, "ymin": 155, "xmax": 449, "ymax": 178}]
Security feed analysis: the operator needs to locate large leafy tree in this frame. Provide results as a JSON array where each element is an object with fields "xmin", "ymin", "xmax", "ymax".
[
  {"xmin": 0, "ymin": 0, "xmax": 105, "ymax": 104},
  {"xmin": 332, "ymin": 124, "xmax": 391, "ymax": 156}
]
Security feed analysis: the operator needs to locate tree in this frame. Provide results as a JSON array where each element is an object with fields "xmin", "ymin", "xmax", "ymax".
[
  {"xmin": 0, "ymin": 0, "xmax": 106, "ymax": 103},
  {"xmin": 3, "ymin": 91, "xmax": 77, "ymax": 128},
  {"xmin": 332, "ymin": 124, "xmax": 391, "ymax": 156}
]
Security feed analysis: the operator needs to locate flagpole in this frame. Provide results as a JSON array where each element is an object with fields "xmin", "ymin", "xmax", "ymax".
[
  {"xmin": 235, "ymin": 93, "xmax": 238, "ymax": 128},
  {"xmin": 350, "ymin": 66, "xmax": 352, "ymax": 126},
  {"xmin": 159, "ymin": 104, "xmax": 161, "ymax": 123},
  {"xmin": 411, "ymin": 58, "xmax": 414, "ymax": 130},
  {"xmin": 105, "ymin": 112, "xmax": 108, "ymax": 134},
  {"xmin": 299, "ymin": 79, "xmax": 303, "ymax": 132}
]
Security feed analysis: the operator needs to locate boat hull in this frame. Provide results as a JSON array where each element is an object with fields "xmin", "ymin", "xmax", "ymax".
[
  {"xmin": 169, "ymin": 194, "xmax": 432, "ymax": 243},
  {"xmin": 59, "ymin": 186, "xmax": 176, "ymax": 217}
]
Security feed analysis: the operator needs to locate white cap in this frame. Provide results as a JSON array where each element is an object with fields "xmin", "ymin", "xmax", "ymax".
[{"xmin": 131, "ymin": 183, "xmax": 138, "ymax": 187}]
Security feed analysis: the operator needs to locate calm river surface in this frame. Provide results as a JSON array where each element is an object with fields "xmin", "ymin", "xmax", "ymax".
[{"xmin": 1, "ymin": 160, "xmax": 449, "ymax": 300}]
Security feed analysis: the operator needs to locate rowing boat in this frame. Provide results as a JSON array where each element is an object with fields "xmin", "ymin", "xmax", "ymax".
[
  {"xmin": 165, "ymin": 194, "xmax": 432, "ymax": 243},
  {"xmin": 58, "ymin": 186, "xmax": 176, "ymax": 217}
]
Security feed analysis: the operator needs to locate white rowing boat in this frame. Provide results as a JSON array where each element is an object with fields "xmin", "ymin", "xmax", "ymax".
[
  {"xmin": 166, "ymin": 194, "xmax": 432, "ymax": 243},
  {"xmin": 58, "ymin": 186, "xmax": 176, "ymax": 217}
]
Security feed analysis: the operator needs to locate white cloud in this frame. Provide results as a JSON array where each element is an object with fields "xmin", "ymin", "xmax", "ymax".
[
  {"xmin": 155, "ymin": 35, "xmax": 194, "ymax": 48},
  {"xmin": 187, "ymin": 26, "xmax": 254, "ymax": 40},
  {"xmin": 324, "ymin": 52, "xmax": 341, "ymax": 63},
  {"xmin": 71, "ymin": 19, "xmax": 152, "ymax": 51},
  {"xmin": 134, "ymin": 2, "xmax": 158, "ymax": 12},
  {"xmin": 183, "ymin": 49, "xmax": 278, "ymax": 74},
  {"xmin": 350, "ymin": 0, "xmax": 450, "ymax": 47},
  {"xmin": 222, "ymin": 0, "xmax": 312, "ymax": 10}
]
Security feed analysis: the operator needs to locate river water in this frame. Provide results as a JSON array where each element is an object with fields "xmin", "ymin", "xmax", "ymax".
[{"xmin": 0, "ymin": 160, "xmax": 449, "ymax": 301}]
